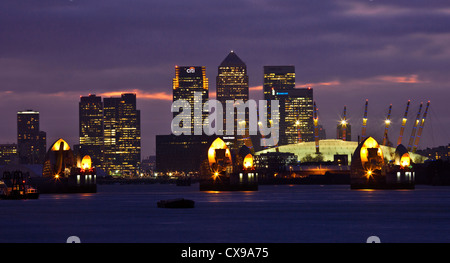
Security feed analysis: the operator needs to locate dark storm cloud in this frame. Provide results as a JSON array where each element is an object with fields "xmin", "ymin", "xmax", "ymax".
[
  {"xmin": 1, "ymin": 0, "xmax": 450, "ymax": 155},
  {"xmin": 3, "ymin": 0, "xmax": 450, "ymax": 85}
]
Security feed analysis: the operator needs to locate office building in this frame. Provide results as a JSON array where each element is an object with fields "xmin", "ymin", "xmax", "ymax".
[
  {"xmin": 103, "ymin": 93, "xmax": 141, "ymax": 176},
  {"xmin": 17, "ymin": 110, "xmax": 46, "ymax": 164},
  {"xmin": 263, "ymin": 66, "xmax": 314, "ymax": 145},
  {"xmin": 0, "ymin": 144, "xmax": 18, "ymax": 165},
  {"xmin": 216, "ymin": 51, "xmax": 252, "ymax": 152},
  {"xmin": 79, "ymin": 94, "xmax": 104, "ymax": 166},
  {"xmin": 172, "ymin": 66, "xmax": 209, "ymax": 135},
  {"xmin": 282, "ymin": 88, "xmax": 314, "ymax": 144},
  {"xmin": 417, "ymin": 144, "xmax": 450, "ymax": 161},
  {"xmin": 155, "ymin": 135, "xmax": 215, "ymax": 173},
  {"xmin": 216, "ymin": 51, "xmax": 249, "ymax": 134},
  {"xmin": 263, "ymin": 66, "xmax": 295, "ymax": 96}
]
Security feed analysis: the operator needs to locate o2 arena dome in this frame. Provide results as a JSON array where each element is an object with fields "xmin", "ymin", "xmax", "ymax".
[{"xmin": 255, "ymin": 139, "xmax": 426, "ymax": 164}]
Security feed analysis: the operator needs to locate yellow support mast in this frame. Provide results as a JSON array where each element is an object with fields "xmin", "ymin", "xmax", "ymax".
[
  {"xmin": 397, "ymin": 100, "xmax": 410, "ymax": 146},
  {"xmin": 382, "ymin": 104, "xmax": 393, "ymax": 146},
  {"xmin": 407, "ymin": 102, "xmax": 423, "ymax": 151},
  {"xmin": 313, "ymin": 102, "xmax": 320, "ymax": 153},
  {"xmin": 412, "ymin": 101, "xmax": 430, "ymax": 153},
  {"xmin": 361, "ymin": 99, "xmax": 368, "ymax": 141}
]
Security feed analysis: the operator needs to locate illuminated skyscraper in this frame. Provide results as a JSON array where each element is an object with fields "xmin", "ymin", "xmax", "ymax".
[
  {"xmin": 216, "ymin": 51, "xmax": 251, "ymax": 151},
  {"xmin": 172, "ymin": 66, "xmax": 209, "ymax": 135},
  {"xmin": 263, "ymin": 66, "xmax": 295, "ymax": 97},
  {"xmin": 79, "ymin": 94, "xmax": 104, "ymax": 166},
  {"xmin": 17, "ymin": 110, "xmax": 46, "ymax": 164},
  {"xmin": 217, "ymin": 51, "xmax": 249, "ymax": 103},
  {"xmin": 103, "ymin": 93, "xmax": 141, "ymax": 176},
  {"xmin": 263, "ymin": 66, "xmax": 314, "ymax": 145}
]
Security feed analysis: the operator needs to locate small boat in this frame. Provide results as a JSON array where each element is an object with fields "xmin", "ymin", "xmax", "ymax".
[
  {"xmin": 157, "ymin": 198, "xmax": 195, "ymax": 208},
  {"xmin": 1, "ymin": 171, "xmax": 40, "ymax": 200},
  {"xmin": 0, "ymin": 179, "xmax": 39, "ymax": 200}
]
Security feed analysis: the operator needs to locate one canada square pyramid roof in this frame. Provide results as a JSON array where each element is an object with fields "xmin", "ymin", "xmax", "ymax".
[{"xmin": 219, "ymin": 50, "xmax": 246, "ymax": 67}]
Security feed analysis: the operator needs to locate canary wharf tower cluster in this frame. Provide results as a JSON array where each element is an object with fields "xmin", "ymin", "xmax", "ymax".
[
  {"xmin": 156, "ymin": 51, "xmax": 314, "ymax": 172},
  {"xmin": 172, "ymin": 50, "xmax": 313, "ymax": 140}
]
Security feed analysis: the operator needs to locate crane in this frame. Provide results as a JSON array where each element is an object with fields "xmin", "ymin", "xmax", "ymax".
[
  {"xmin": 382, "ymin": 104, "xmax": 393, "ymax": 146},
  {"xmin": 397, "ymin": 100, "xmax": 410, "ymax": 146},
  {"xmin": 412, "ymin": 101, "xmax": 430, "ymax": 152},
  {"xmin": 313, "ymin": 102, "xmax": 320, "ymax": 153},
  {"xmin": 361, "ymin": 99, "xmax": 369, "ymax": 141},
  {"xmin": 407, "ymin": 102, "xmax": 423, "ymax": 151}
]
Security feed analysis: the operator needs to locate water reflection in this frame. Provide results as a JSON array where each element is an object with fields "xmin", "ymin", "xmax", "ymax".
[
  {"xmin": 201, "ymin": 189, "xmax": 258, "ymax": 203},
  {"xmin": 43, "ymin": 193, "xmax": 95, "ymax": 200}
]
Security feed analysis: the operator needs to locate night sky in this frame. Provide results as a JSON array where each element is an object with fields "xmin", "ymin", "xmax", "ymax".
[{"xmin": 1, "ymin": 0, "xmax": 449, "ymax": 157}]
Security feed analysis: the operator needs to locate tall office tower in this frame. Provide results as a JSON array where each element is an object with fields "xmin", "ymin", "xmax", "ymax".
[
  {"xmin": 79, "ymin": 94, "xmax": 104, "ymax": 166},
  {"xmin": 172, "ymin": 66, "xmax": 209, "ymax": 135},
  {"xmin": 216, "ymin": 51, "xmax": 252, "ymax": 153},
  {"xmin": 263, "ymin": 66, "xmax": 314, "ymax": 145},
  {"xmin": 263, "ymin": 66, "xmax": 295, "ymax": 96},
  {"xmin": 216, "ymin": 51, "xmax": 249, "ymax": 134},
  {"xmin": 103, "ymin": 93, "xmax": 141, "ymax": 177},
  {"xmin": 17, "ymin": 110, "xmax": 46, "ymax": 164}
]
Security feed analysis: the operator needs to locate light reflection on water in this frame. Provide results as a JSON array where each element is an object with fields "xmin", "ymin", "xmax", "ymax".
[{"xmin": 1, "ymin": 184, "xmax": 450, "ymax": 243}]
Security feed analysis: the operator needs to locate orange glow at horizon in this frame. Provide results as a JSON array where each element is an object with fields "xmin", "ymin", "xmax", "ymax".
[
  {"xmin": 98, "ymin": 89, "xmax": 172, "ymax": 101},
  {"xmin": 377, "ymin": 74, "xmax": 422, "ymax": 84},
  {"xmin": 296, "ymin": 80, "xmax": 341, "ymax": 88}
]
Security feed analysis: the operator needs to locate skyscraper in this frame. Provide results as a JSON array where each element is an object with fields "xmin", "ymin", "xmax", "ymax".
[
  {"xmin": 103, "ymin": 93, "xmax": 141, "ymax": 176},
  {"xmin": 216, "ymin": 51, "xmax": 253, "ymax": 152},
  {"xmin": 17, "ymin": 110, "xmax": 46, "ymax": 164},
  {"xmin": 263, "ymin": 66, "xmax": 295, "ymax": 96},
  {"xmin": 172, "ymin": 66, "xmax": 209, "ymax": 135},
  {"xmin": 217, "ymin": 51, "xmax": 249, "ymax": 103},
  {"xmin": 79, "ymin": 94, "xmax": 104, "ymax": 166},
  {"xmin": 263, "ymin": 66, "xmax": 314, "ymax": 145},
  {"xmin": 216, "ymin": 51, "xmax": 249, "ymax": 135}
]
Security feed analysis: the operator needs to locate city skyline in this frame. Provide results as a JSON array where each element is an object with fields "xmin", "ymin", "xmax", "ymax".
[{"xmin": 1, "ymin": 1, "xmax": 450, "ymax": 157}]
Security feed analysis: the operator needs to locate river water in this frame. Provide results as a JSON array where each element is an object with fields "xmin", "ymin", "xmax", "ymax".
[{"xmin": 1, "ymin": 184, "xmax": 450, "ymax": 243}]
